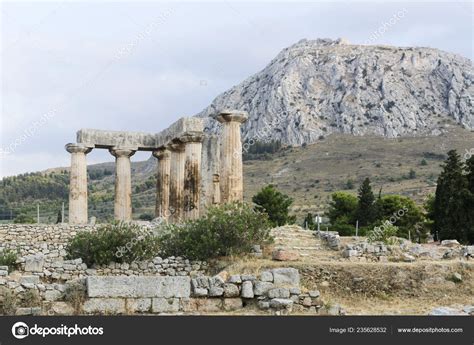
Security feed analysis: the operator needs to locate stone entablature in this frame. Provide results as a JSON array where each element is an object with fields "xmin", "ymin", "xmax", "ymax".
[{"xmin": 65, "ymin": 111, "xmax": 248, "ymax": 224}]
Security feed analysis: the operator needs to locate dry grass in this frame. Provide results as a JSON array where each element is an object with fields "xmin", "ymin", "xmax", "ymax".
[{"xmin": 211, "ymin": 226, "xmax": 474, "ymax": 315}]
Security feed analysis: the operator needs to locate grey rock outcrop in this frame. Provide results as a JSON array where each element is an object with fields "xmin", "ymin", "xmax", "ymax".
[{"xmin": 196, "ymin": 38, "xmax": 473, "ymax": 146}]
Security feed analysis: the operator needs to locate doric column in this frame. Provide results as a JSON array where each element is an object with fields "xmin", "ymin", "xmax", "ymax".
[
  {"xmin": 180, "ymin": 133, "xmax": 203, "ymax": 220},
  {"xmin": 152, "ymin": 148, "xmax": 171, "ymax": 220},
  {"xmin": 168, "ymin": 140, "xmax": 186, "ymax": 223},
  {"xmin": 214, "ymin": 110, "xmax": 248, "ymax": 203},
  {"xmin": 65, "ymin": 143, "xmax": 92, "ymax": 224},
  {"xmin": 109, "ymin": 147, "xmax": 136, "ymax": 221}
]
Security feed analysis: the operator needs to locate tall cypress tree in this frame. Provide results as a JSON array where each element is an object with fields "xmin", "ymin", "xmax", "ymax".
[
  {"xmin": 356, "ymin": 178, "xmax": 377, "ymax": 226},
  {"xmin": 433, "ymin": 150, "xmax": 468, "ymax": 242}
]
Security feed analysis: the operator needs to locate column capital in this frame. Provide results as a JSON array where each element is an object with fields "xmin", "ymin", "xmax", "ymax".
[
  {"xmin": 65, "ymin": 143, "xmax": 92, "ymax": 155},
  {"xmin": 152, "ymin": 148, "xmax": 171, "ymax": 160},
  {"xmin": 179, "ymin": 131, "xmax": 204, "ymax": 144},
  {"xmin": 213, "ymin": 110, "xmax": 248, "ymax": 124},
  {"xmin": 109, "ymin": 147, "xmax": 136, "ymax": 158},
  {"xmin": 167, "ymin": 139, "xmax": 185, "ymax": 152}
]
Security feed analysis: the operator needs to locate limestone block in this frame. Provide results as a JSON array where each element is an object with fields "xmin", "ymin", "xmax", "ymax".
[
  {"xmin": 253, "ymin": 281, "xmax": 274, "ymax": 296},
  {"xmin": 127, "ymin": 298, "xmax": 152, "ymax": 313},
  {"xmin": 152, "ymin": 298, "xmax": 180, "ymax": 313},
  {"xmin": 241, "ymin": 281, "xmax": 254, "ymax": 298},
  {"xmin": 83, "ymin": 298, "xmax": 125, "ymax": 314},
  {"xmin": 44, "ymin": 290, "xmax": 62, "ymax": 301},
  {"xmin": 25, "ymin": 254, "xmax": 44, "ymax": 272},
  {"xmin": 223, "ymin": 298, "xmax": 243, "ymax": 311},
  {"xmin": 271, "ymin": 268, "xmax": 300, "ymax": 287},
  {"xmin": 181, "ymin": 298, "xmax": 222, "ymax": 312},
  {"xmin": 208, "ymin": 287, "xmax": 224, "ymax": 297},
  {"xmin": 50, "ymin": 302, "xmax": 75, "ymax": 315},
  {"xmin": 269, "ymin": 298, "xmax": 293, "ymax": 310},
  {"xmin": 267, "ymin": 288, "xmax": 290, "ymax": 299},
  {"xmin": 260, "ymin": 271, "xmax": 273, "ymax": 282},
  {"xmin": 86, "ymin": 276, "xmax": 191, "ymax": 298},
  {"xmin": 223, "ymin": 283, "xmax": 239, "ymax": 297}
]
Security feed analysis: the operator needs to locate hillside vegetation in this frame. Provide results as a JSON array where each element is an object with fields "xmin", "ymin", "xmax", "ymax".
[{"xmin": 1, "ymin": 127, "xmax": 473, "ymax": 222}]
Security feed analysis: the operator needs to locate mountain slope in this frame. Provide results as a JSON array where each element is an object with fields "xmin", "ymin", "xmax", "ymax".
[{"xmin": 196, "ymin": 38, "xmax": 474, "ymax": 145}]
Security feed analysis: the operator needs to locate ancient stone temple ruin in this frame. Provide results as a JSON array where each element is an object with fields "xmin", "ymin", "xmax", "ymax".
[{"xmin": 65, "ymin": 110, "xmax": 248, "ymax": 224}]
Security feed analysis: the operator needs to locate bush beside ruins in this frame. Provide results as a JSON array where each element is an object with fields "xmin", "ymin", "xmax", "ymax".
[{"xmin": 158, "ymin": 203, "xmax": 273, "ymax": 260}]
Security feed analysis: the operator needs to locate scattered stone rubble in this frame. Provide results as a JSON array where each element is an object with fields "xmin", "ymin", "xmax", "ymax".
[
  {"xmin": 316, "ymin": 228, "xmax": 474, "ymax": 263},
  {"xmin": 315, "ymin": 231, "xmax": 340, "ymax": 250}
]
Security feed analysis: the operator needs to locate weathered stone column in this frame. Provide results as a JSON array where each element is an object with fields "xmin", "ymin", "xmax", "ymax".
[
  {"xmin": 181, "ymin": 133, "xmax": 203, "ymax": 220},
  {"xmin": 168, "ymin": 140, "xmax": 186, "ymax": 222},
  {"xmin": 152, "ymin": 148, "xmax": 171, "ymax": 219},
  {"xmin": 65, "ymin": 143, "xmax": 92, "ymax": 224},
  {"xmin": 110, "ymin": 147, "xmax": 136, "ymax": 221},
  {"xmin": 214, "ymin": 110, "xmax": 248, "ymax": 203},
  {"xmin": 212, "ymin": 174, "xmax": 221, "ymax": 204}
]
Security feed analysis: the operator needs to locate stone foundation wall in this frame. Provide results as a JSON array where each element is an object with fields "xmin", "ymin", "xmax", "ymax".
[
  {"xmin": 0, "ymin": 225, "xmax": 206, "ymax": 279},
  {"xmin": 0, "ymin": 224, "xmax": 93, "ymax": 258},
  {"xmin": 0, "ymin": 268, "xmax": 343, "ymax": 316}
]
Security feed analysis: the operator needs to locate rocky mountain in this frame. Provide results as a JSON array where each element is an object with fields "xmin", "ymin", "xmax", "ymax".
[{"xmin": 196, "ymin": 38, "xmax": 474, "ymax": 146}]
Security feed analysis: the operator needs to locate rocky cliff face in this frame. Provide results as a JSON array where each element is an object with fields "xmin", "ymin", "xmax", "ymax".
[{"xmin": 196, "ymin": 38, "xmax": 473, "ymax": 146}]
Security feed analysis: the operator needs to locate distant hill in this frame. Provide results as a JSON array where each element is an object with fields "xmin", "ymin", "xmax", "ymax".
[{"xmin": 197, "ymin": 38, "xmax": 473, "ymax": 145}]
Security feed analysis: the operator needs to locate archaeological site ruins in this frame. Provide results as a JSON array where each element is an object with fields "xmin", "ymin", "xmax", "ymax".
[{"xmin": 65, "ymin": 110, "xmax": 248, "ymax": 224}]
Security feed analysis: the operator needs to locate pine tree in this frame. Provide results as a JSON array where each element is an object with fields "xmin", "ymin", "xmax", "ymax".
[
  {"xmin": 433, "ymin": 150, "xmax": 469, "ymax": 242},
  {"xmin": 252, "ymin": 185, "xmax": 296, "ymax": 226},
  {"xmin": 355, "ymin": 178, "xmax": 377, "ymax": 226}
]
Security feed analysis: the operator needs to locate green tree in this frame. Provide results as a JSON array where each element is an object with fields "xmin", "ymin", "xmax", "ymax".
[
  {"xmin": 375, "ymin": 195, "xmax": 425, "ymax": 240},
  {"xmin": 355, "ymin": 178, "xmax": 377, "ymax": 226},
  {"xmin": 433, "ymin": 150, "xmax": 469, "ymax": 242},
  {"xmin": 252, "ymin": 185, "xmax": 296, "ymax": 226},
  {"xmin": 327, "ymin": 192, "xmax": 358, "ymax": 224}
]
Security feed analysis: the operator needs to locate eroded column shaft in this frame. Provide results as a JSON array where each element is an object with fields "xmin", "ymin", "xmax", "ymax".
[
  {"xmin": 182, "ymin": 134, "xmax": 203, "ymax": 220},
  {"xmin": 153, "ymin": 149, "xmax": 171, "ymax": 219},
  {"xmin": 110, "ymin": 148, "xmax": 136, "ymax": 221},
  {"xmin": 66, "ymin": 144, "xmax": 91, "ymax": 224},
  {"xmin": 215, "ymin": 111, "xmax": 248, "ymax": 203},
  {"xmin": 169, "ymin": 141, "xmax": 185, "ymax": 222}
]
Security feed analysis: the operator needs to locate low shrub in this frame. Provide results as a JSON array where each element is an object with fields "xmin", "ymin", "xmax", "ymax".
[
  {"xmin": 0, "ymin": 249, "xmax": 19, "ymax": 272},
  {"xmin": 367, "ymin": 222, "xmax": 399, "ymax": 244},
  {"xmin": 0, "ymin": 288, "xmax": 17, "ymax": 315},
  {"xmin": 65, "ymin": 222, "xmax": 160, "ymax": 266},
  {"xmin": 21, "ymin": 290, "xmax": 41, "ymax": 307},
  {"xmin": 158, "ymin": 202, "xmax": 273, "ymax": 260},
  {"xmin": 64, "ymin": 283, "xmax": 87, "ymax": 314}
]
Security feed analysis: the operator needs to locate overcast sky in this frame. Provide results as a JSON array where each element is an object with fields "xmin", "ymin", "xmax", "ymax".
[{"xmin": 0, "ymin": 1, "xmax": 472, "ymax": 178}]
